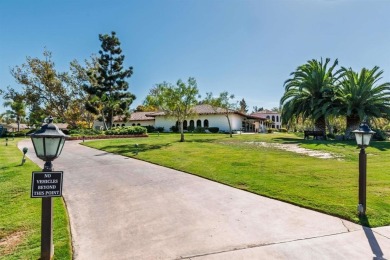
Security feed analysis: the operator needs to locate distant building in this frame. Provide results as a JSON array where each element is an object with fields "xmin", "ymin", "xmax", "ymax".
[
  {"xmin": 250, "ymin": 110, "xmax": 282, "ymax": 129},
  {"xmin": 93, "ymin": 112, "xmax": 155, "ymax": 130},
  {"xmin": 2, "ymin": 123, "xmax": 29, "ymax": 132},
  {"xmin": 93, "ymin": 105, "xmax": 270, "ymax": 133}
]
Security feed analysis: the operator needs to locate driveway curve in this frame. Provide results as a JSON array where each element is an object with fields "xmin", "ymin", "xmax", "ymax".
[{"xmin": 19, "ymin": 140, "xmax": 390, "ymax": 259}]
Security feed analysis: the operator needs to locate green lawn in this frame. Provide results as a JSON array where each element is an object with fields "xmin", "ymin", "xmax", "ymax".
[
  {"xmin": 83, "ymin": 132, "xmax": 390, "ymax": 227},
  {"xmin": 0, "ymin": 138, "xmax": 72, "ymax": 259}
]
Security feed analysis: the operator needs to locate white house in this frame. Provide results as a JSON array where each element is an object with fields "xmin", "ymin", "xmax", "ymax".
[
  {"xmin": 251, "ymin": 110, "xmax": 282, "ymax": 129},
  {"xmin": 93, "ymin": 105, "xmax": 270, "ymax": 133},
  {"xmin": 93, "ymin": 112, "xmax": 155, "ymax": 130},
  {"xmin": 149, "ymin": 104, "xmax": 270, "ymax": 133}
]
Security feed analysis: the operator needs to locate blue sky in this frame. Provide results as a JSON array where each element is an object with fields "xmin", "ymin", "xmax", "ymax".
[{"xmin": 1, "ymin": 0, "xmax": 390, "ymax": 114}]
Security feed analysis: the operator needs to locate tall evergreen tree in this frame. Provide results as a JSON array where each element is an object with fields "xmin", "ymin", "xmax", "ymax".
[
  {"xmin": 239, "ymin": 98, "xmax": 248, "ymax": 114},
  {"xmin": 84, "ymin": 31, "xmax": 135, "ymax": 130}
]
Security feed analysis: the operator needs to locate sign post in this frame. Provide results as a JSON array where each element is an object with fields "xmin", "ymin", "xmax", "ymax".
[
  {"xmin": 31, "ymin": 171, "xmax": 63, "ymax": 198},
  {"xmin": 31, "ymin": 169, "xmax": 63, "ymax": 259}
]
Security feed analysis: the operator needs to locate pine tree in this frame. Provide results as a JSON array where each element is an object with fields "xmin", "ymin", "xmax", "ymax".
[
  {"xmin": 84, "ymin": 31, "xmax": 135, "ymax": 129},
  {"xmin": 239, "ymin": 98, "xmax": 248, "ymax": 114}
]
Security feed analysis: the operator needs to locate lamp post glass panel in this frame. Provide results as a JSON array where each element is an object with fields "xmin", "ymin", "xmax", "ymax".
[
  {"xmin": 352, "ymin": 123, "xmax": 375, "ymax": 216},
  {"xmin": 30, "ymin": 117, "xmax": 68, "ymax": 260}
]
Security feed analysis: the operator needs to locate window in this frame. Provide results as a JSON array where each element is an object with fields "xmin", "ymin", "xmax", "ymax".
[
  {"xmin": 183, "ymin": 120, "xmax": 188, "ymax": 130},
  {"xmin": 204, "ymin": 119, "xmax": 209, "ymax": 128},
  {"xmin": 137, "ymin": 123, "xmax": 141, "ymax": 126},
  {"xmin": 272, "ymin": 116, "xmax": 275, "ymax": 122},
  {"xmin": 116, "ymin": 124, "xmax": 120, "ymax": 127},
  {"xmin": 276, "ymin": 116, "xmax": 279, "ymax": 122},
  {"xmin": 132, "ymin": 123, "xmax": 135, "ymax": 126},
  {"xmin": 122, "ymin": 124, "xmax": 125, "ymax": 127},
  {"xmin": 190, "ymin": 120, "xmax": 195, "ymax": 129},
  {"xmin": 266, "ymin": 116, "xmax": 270, "ymax": 119},
  {"xmin": 196, "ymin": 120, "xmax": 202, "ymax": 127}
]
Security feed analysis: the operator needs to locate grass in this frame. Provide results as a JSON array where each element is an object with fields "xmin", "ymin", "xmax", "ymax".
[
  {"xmin": 83, "ymin": 132, "xmax": 390, "ymax": 227},
  {"xmin": 0, "ymin": 137, "xmax": 72, "ymax": 259}
]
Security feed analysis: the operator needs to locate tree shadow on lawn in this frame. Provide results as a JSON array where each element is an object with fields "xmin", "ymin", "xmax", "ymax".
[
  {"xmin": 96, "ymin": 143, "xmax": 172, "ymax": 155},
  {"xmin": 270, "ymin": 137, "xmax": 302, "ymax": 144},
  {"xmin": 182, "ymin": 138, "xmax": 218, "ymax": 143},
  {"xmin": 370, "ymin": 141, "xmax": 390, "ymax": 151}
]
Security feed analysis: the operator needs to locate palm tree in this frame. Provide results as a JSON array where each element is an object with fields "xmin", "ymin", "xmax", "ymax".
[
  {"xmin": 333, "ymin": 66, "xmax": 390, "ymax": 138},
  {"xmin": 3, "ymin": 100, "xmax": 26, "ymax": 132},
  {"xmin": 280, "ymin": 58, "xmax": 342, "ymax": 136}
]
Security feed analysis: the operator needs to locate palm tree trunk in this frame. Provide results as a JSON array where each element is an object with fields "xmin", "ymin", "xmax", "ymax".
[
  {"xmin": 314, "ymin": 116, "xmax": 326, "ymax": 140},
  {"xmin": 345, "ymin": 115, "xmax": 361, "ymax": 139}
]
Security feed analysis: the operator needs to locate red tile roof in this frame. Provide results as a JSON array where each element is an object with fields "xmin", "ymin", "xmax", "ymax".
[{"xmin": 113, "ymin": 112, "xmax": 156, "ymax": 122}]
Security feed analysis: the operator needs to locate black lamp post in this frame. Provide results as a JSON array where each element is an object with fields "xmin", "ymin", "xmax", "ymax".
[
  {"xmin": 30, "ymin": 116, "xmax": 67, "ymax": 260},
  {"xmin": 352, "ymin": 122, "xmax": 375, "ymax": 216}
]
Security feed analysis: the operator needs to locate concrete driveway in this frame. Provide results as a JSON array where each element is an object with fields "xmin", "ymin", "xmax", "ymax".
[{"xmin": 19, "ymin": 140, "xmax": 390, "ymax": 259}]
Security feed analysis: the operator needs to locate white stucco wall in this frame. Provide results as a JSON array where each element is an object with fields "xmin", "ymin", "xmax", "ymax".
[
  {"xmin": 154, "ymin": 113, "xmax": 245, "ymax": 132},
  {"xmin": 93, "ymin": 120, "xmax": 155, "ymax": 130}
]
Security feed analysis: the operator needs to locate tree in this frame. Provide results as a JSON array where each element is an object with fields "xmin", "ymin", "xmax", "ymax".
[
  {"xmin": 84, "ymin": 31, "xmax": 135, "ymax": 130},
  {"xmin": 239, "ymin": 98, "xmax": 248, "ymax": 114},
  {"xmin": 11, "ymin": 50, "xmax": 71, "ymax": 123},
  {"xmin": 280, "ymin": 58, "xmax": 342, "ymax": 135},
  {"xmin": 333, "ymin": 66, "xmax": 390, "ymax": 137},
  {"xmin": 67, "ymin": 59, "xmax": 98, "ymax": 128},
  {"xmin": 144, "ymin": 77, "xmax": 199, "ymax": 142},
  {"xmin": 252, "ymin": 106, "xmax": 263, "ymax": 113},
  {"xmin": 203, "ymin": 91, "xmax": 236, "ymax": 137},
  {"xmin": 134, "ymin": 105, "xmax": 158, "ymax": 112},
  {"xmin": 3, "ymin": 88, "xmax": 26, "ymax": 131}
]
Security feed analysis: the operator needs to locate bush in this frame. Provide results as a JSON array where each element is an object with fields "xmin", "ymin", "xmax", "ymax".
[
  {"xmin": 6, "ymin": 130, "xmax": 30, "ymax": 137},
  {"xmin": 69, "ymin": 128, "xmax": 102, "ymax": 136},
  {"xmin": 372, "ymin": 128, "xmax": 387, "ymax": 141},
  {"xmin": 170, "ymin": 125, "xmax": 179, "ymax": 132},
  {"xmin": 194, "ymin": 127, "xmax": 206, "ymax": 133},
  {"xmin": 105, "ymin": 126, "xmax": 147, "ymax": 135},
  {"xmin": 327, "ymin": 133, "xmax": 335, "ymax": 139},
  {"xmin": 208, "ymin": 127, "xmax": 219, "ymax": 133},
  {"xmin": 145, "ymin": 125, "xmax": 155, "ymax": 133},
  {"xmin": 155, "ymin": 127, "xmax": 164, "ymax": 132},
  {"xmin": 267, "ymin": 128, "xmax": 276, "ymax": 133},
  {"xmin": 279, "ymin": 128, "xmax": 288, "ymax": 133}
]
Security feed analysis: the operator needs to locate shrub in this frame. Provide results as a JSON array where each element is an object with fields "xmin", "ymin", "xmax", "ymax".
[
  {"xmin": 372, "ymin": 128, "xmax": 387, "ymax": 141},
  {"xmin": 145, "ymin": 125, "xmax": 155, "ymax": 133},
  {"xmin": 327, "ymin": 133, "xmax": 335, "ymax": 139},
  {"xmin": 208, "ymin": 127, "xmax": 219, "ymax": 133},
  {"xmin": 6, "ymin": 130, "xmax": 30, "ymax": 137},
  {"xmin": 170, "ymin": 125, "xmax": 179, "ymax": 132},
  {"xmin": 267, "ymin": 128, "xmax": 276, "ymax": 133},
  {"xmin": 105, "ymin": 126, "xmax": 147, "ymax": 135},
  {"xmin": 69, "ymin": 128, "xmax": 102, "ymax": 136},
  {"xmin": 194, "ymin": 127, "xmax": 206, "ymax": 133},
  {"xmin": 155, "ymin": 127, "xmax": 164, "ymax": 132},
  {"xmin": 279, "ymin": 128, "xmax": 288, "ymax": 133}
]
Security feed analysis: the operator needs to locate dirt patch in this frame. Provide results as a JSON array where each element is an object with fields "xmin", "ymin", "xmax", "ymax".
[
  {"xmin": 0, "ymin": 230, "xmax": 27, "ymax": 255},
  {"xmin": 245, "ymin": 141, "xmax": 343, "ymax": 160}
]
